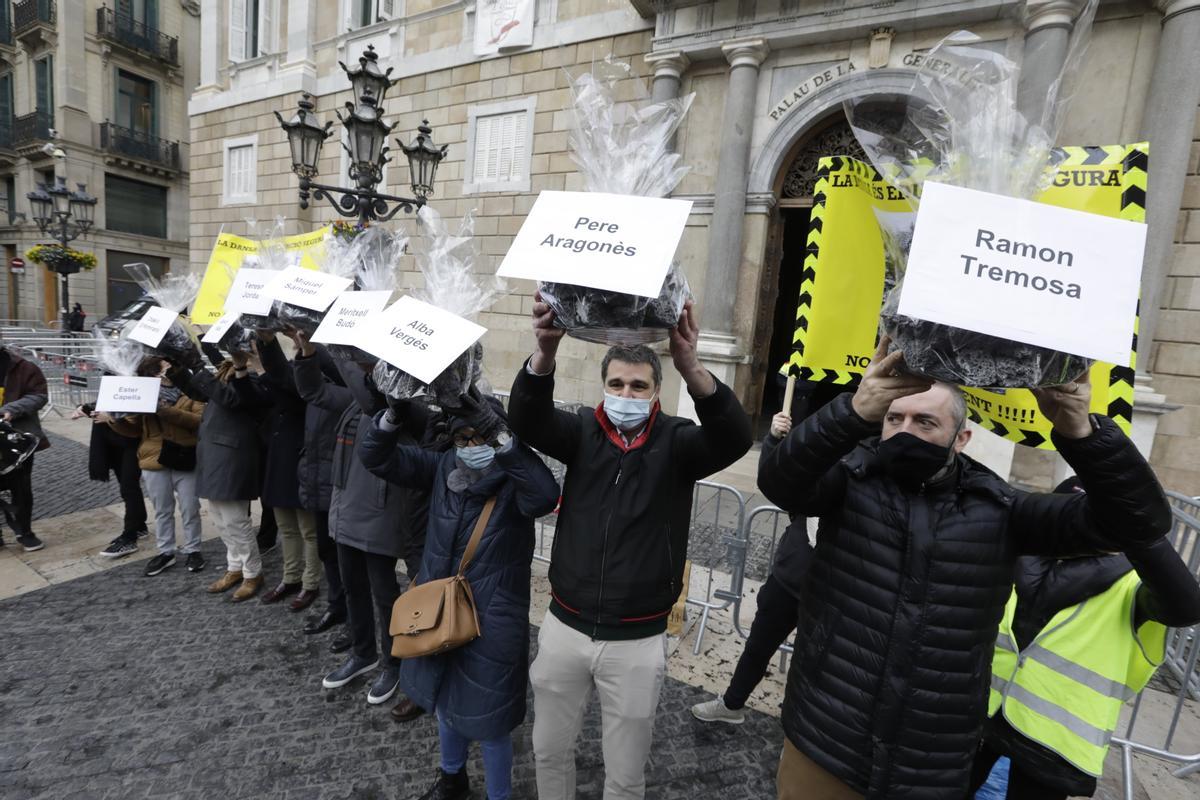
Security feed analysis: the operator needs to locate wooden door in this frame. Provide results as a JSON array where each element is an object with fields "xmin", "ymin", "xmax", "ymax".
[{"xmin": 42, "ymin": 266, "xmax": 58, "ymax": 326}]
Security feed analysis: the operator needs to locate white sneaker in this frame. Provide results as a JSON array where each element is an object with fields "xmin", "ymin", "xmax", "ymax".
[{"xmin": 691, "ymin": 696, "xmax": 746, "ymax": 725}]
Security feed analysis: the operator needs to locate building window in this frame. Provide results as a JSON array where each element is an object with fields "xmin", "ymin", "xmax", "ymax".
[
  {"xmin": 106, "ymin": 174, "xmax": 168, "ymax": 238},
  {"xmin": 464, "ymin": 97, "xmax": 537, "ymax": 194},
  {"xmin": 347, "ymin": 0, "xmax": 395, "ymax": 30},
  {"xmin": 116, "ymin": 70, "xmax": 156, "ymax": 136},
  {"xmin": 222, "ymin": 135, "xmax": 258, "ymax": 205},
  {"xmin": 34, "ymin": 56, "xmax": 53, "ymax": 117},
  {"xmin": 116, "ymin": 0, "xmax": 158, "ymax": 26},
  {"xmin": 229, "ymin": 0, "xmax": 273, "ymax": 61},
  {"xmin": 108, "ymin": 251, "xmax": 167, "ymax": 312},
  {"xmin": 0, "ymin": 72, "xmax": 12, "ymax": 144}
]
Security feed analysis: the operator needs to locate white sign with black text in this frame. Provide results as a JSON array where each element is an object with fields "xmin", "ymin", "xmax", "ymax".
[
  {"xmin": 311, "ymin": 291, "xmax": 393, "ymax": 347},
  {"xmin": 353, "ymin": 295, "xmax": 486, "ymax": 385},
  {"xmin": 264, "ymin": 266, "xmax": 354, "ymax": 312},
  {"xmin": 897, "ymin": 181, "xmax": 1145, "ymax": 365},
  {"xmin": 223, "ymin": 268, "xmax": 276, "ymax": 316},
  {"xmin": 127, "ymin": 306, "xmax": 178, "ymax": 348},
  {"xmin": 96, "ymin": 376, "xmax": 161, "ymax": 413},
  {"xmin": 202, "ymin": 312, "xmax": 238, "ymax": 345},
  {"xmin": 497, "ymin": 191, "xmax": 693, "ymax": 298}
]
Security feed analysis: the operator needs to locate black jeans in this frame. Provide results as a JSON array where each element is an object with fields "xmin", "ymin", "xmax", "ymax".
[
  {"xmin": 723, "ymin": 574, "xmax": 799, "ymax": 710},
  {"xmin": 108, "ymin": 452, "xmax": 146, "ymax": 535},
  {"xmin": 315, "ymin": 510, "xmax": 345, "ymax": 617},
  {"xmin": 0, "ymin": 456, "xmax": 35, "ymax": 536},
  {"xmin": 337, "ymin": 542, "xmax": 400, "ymax": 667},
  {"xmin": 967, "ymin": 741, "xmax": 1067, "ymax": 800}
]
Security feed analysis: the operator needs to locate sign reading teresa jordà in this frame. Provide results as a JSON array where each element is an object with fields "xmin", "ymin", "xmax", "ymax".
[{"xmin": 897, "ymin": 182, "xmax": 1145, "ymax": 365}]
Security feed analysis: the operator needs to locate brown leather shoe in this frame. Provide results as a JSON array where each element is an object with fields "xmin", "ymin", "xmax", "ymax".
[
  {"xmin": 289, "ymin": 588, "xmax": 319, "ymax": 612},
  {"xmin": 391, "ymin": 696, "xmax": 426, "ymax": 723},
  {"xmin": 231, "ymin": 575, "xmax": 264, "ymax": 603},
  {"xmin": 260, "ymin": 581, "xmax": 301, "ymax": 604},
  {"xmin": 207, "ymin": 571, "xmax": 243, "ymax": 594}
]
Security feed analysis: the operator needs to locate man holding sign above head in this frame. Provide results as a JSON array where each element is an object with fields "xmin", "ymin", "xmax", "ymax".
[
  {"xmin": 508, "ymin": 295, "xmax": 753, "ymax": 800},
  {"xmin": 759, "ymin": 337, "xmax": 1172, "ymax": 800}
]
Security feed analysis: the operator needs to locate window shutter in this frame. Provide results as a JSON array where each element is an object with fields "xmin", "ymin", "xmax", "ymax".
[
  {"xmin": 35, "ymin": 59, "xmax": 50, "ymax": 115},
  {"xmin": 378, "ymin": 0, "xmax": 395, "ymax": 19},
  {"xmin": 473, "ymin": 110, "xmax": 529, "ymax": 186},
  {"xmin": 258, "ymin": 0, "xmax": 273, "ymax": 55},
  {"xmin": 229, "ymin": 0, "xmax": 247, "ymax": 61}
]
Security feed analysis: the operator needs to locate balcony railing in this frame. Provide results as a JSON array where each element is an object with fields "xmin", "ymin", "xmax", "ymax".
[
  {"xmin": 13, "ymin": 0, "xmax": 54, "ymax": 36},
  {"xmin": 12, "ymin": 110, "xmax": 52, "ymax": 147},
  {"xmin": 96, "ymin": 8, "xmax": 179, "ymax": 67},
  {"xmin": 101, "ymin": 122, "xmax": 181, "ymax": 171}
]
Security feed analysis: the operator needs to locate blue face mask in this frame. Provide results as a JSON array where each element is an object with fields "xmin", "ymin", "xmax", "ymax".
[
  {"xmin": 457, "ymin": 443, "xmax": 495, "ymax": 470},
  {"xmin": 603, "ymin": 393, "xmax": 656, "ymax": 433}
]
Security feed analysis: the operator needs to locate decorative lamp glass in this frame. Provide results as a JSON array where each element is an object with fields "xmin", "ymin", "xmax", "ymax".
[
  {"xmin": 48, "ymin": 176, "xmax": 71, "ymax": 217},
  {"xmin": 275, "ymin": 93, "xmax": 332, "ymax": 178},
  {"xmin": 400, "ymin": 120, "xmax": 448, "ymax": 198},
  {"xmin": 26, "ymin": 183, "xmax": 52, "ymax": 227},
  {"xmin": 338, "ymin": 89, "xmax": 395, "ymax": 182},
  {"xmin": 340, "ymin": 45, "xmax": 394, "ymax": 106},
  {"xmin": 69, "ymin": 184, "xmax": 97, "ymax": 231}
]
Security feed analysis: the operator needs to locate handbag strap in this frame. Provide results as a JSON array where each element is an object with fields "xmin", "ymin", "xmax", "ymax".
[{"xmin": 456, "ymin": 496, "xmax": 497, "ymax": 577}]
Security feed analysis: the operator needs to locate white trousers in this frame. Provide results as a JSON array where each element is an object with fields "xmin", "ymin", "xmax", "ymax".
[
  {"xmin": 530, "ymin": 610, "xmax": 667, "ymax": 800},
  {"xmin": 206, "ymin": 499, "xmax": 260, "ymax": 579}
]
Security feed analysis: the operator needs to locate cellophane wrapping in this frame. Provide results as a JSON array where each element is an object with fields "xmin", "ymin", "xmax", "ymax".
[
  {"xmin": 97, "ymin": 333, "xmax": 146, "ymax": 377},
  {"xmin": 539, "ymin": 58, "xmax": 695, "ymax": 344},
  {"xmin": 372, "ymin": 207, "xmax": 500, "ymax": 405},
  {"xmin": 120, "ymin": 263, "xmax": 202, "ymax": 363},
  {"xmin": 237, "ymin": 217, "xmax": 294, "ymax": 333},
  {"xmin": 327, "ymin": 225, "xmax": 409, "ymax": 362},
  {"xmin": 274, "ymin": 229, "xmax": 351, "ymax": 336},
  {"xmin": 845, "ymin": 5, "xmax": 1098, "ymax": 387}
]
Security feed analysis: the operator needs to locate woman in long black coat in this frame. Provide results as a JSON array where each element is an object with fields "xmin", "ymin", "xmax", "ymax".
[{"xmin": 360, "ymin": 394, "xmax": 559, "ymax": 800}]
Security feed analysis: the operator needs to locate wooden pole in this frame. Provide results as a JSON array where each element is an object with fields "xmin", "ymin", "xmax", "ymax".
[{"xmin": 782, "ymin": 374, "xmax": 796, "ymax": 416}]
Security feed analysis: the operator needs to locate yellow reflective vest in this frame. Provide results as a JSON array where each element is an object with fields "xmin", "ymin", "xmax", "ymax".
[{"xmin": 988, "ymin": 571, "xmax": 1167, "ymax": 776}]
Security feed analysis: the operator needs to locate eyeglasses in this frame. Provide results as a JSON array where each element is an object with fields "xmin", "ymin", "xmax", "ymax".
[{"xmin": 453, "ymin": 432, "xmax": 482, "ymax": 448}]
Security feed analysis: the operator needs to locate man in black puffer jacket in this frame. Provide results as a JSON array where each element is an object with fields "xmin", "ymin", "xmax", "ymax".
[{"xmin": 760, "ymin": 338, "xmax": 1172, "ymax": 800}]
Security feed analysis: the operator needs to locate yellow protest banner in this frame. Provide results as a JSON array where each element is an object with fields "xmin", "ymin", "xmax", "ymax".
[
  {"xmin": 191, "ymin": 226, "xmax": 332, "ymax": 325},
  {"xmin": 784, "ymin": 144, "xmax": 1147, "ymax": 449}
]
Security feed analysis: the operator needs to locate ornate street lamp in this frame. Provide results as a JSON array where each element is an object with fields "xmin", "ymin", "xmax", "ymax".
[
  {"xmin": 276, "ymin": 47, "xmax": 447, "ymax": 224},
  {"xmin": 26, "ymin": 174, "xmax": 98, "ymax": 328}
]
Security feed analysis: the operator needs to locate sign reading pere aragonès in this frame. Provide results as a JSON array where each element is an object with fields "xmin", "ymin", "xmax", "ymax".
[
  {"xmin": 898, "ymin": 181, "xmax": 1146, "ymax": 365},
  {"xmin": 353, "ymin": 295, "xmax": 486, "ymax": 385},
  {"xmin": 497, "ymin": 191, "xmax": 693, "ymax": 298},
  {"xmin": 96, "ymin": 376, "xmax": 161, "ymax": 413}
]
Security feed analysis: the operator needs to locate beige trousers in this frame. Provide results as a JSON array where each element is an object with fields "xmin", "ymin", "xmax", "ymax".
[
  {"xmin": 777, "ymin": 739, "xmax": 864, "ymax": 800},
  {"xmin": 530, "ymin": 610, "xmax": 668, "ymax": 800},
  {"xmin": 274, "ymin": 507, "xmax": 320, "ymax": 589},
  {"xmin": 207, "ymin": 499, "xmax": 260, "ymax": 579}
]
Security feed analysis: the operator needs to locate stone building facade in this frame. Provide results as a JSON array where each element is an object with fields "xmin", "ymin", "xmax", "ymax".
[
  {"xmin": 188, "ymin": 0, "xmax": 1200, "ymax": 494},
  {"xmin": 0, "ymin": 0, "xmax": 199, "ymax": 325}
]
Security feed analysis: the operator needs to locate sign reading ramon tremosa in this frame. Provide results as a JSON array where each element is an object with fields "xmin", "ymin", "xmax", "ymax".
[
  {"xmin": 897, "ymin": 181, "xmax": 1146, "ymax": 365},
  {"xmin": 498, "ymin": 191, "xmax": 693, "ymax": 298}
]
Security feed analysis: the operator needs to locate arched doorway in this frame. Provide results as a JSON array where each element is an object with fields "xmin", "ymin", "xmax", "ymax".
[{"xmin": 752, "ymin": 114, "xmax": 869, "ymax": 430}]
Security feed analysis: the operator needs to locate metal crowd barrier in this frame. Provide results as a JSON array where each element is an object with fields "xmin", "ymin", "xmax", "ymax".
[
  {"xmin": 9, "ymin": 346, "xmax": 103, "ymax": 418},
  {"xmin": 1110, "ymin": 500, "xmax": 1200, "ymax": 798}
]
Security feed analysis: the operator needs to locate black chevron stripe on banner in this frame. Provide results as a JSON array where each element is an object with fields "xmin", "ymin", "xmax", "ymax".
[
  {"xmin": 1082, "ymin": 147, "xmax": 1108, "ymax": 165},
  {"xmin": 809, "ymin": 216, "xmax": 824, "ymax": 233},
  {"xmin": 797, "ymin": 316, "xmax": 809, "ymax": 332},
  {"xmin": 1124, "ymin": 149, "xmax": 1149, "ymax": 173},
  {"xmin": 990, "ymin": 421, "xmax": 1010, "ymax": 439},
  {"xmin": 1018, "ymin": 431, "xmax": 1047, "ymax": 448},
  {"xmin": 1121, "ymin": 186, "xmax": 1147, "ymax": 208},
  {"xmin": 801, "ymin": 267, "xmax": 816, "ymax": 282},
  {"xmin": 1107, "ymin": 398, "xmax": 1134, "ymax": 420},
  {"xmin": 813, "ymin": 192, "xmax": 827, "ymax": 206},
  {"xmin": 796, "ymin": 292, "xmax": 812, "ymax": 308}
]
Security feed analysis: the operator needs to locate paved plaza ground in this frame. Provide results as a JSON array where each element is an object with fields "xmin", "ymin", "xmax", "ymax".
[{"xmin": 0, "ymin": 416, "xmax": 1197, "ymax": 799}]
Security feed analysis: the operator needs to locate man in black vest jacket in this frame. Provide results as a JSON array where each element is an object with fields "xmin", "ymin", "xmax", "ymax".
[
  {"xmin": 508, "ymin": 295, "xmax": 753, "ymax": 800},
  {"xmin": 760, "ymin": 338, "xmax": 1172, "ymax": 800}
]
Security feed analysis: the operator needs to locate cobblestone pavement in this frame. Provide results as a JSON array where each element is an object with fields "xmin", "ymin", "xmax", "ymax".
[
  {"xmin": 28, "ymin": 433, "xmax": 122, "ymax": 522},
  {"xmin": 0, "ymin": 539, "xmax": 783, "ymax": 800}
]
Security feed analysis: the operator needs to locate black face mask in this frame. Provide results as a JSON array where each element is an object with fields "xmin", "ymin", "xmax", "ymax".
[{"xmin": 877, "ymin": 431, "xmax": 955, "ymax": 488}]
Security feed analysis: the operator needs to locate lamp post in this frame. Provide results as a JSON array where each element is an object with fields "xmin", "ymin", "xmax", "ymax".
[
  {"xmin": 275, "ymin": 45, "xmax": 448, "ymax": 224},
  {"xmin": 26, "ymin": 175, "xmax": 97, "ymax": 329}
]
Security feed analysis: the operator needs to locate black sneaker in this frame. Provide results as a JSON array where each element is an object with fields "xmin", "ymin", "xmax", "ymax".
[
  {"xmin": 134, "ymin": 527, "xmax": 149, "ymax": 539},
  {"xmin": 321, "ymin": 655, "xmax": 379, "ymax": 689},
  {"xmin": 416, "ymin": 768, "xmax": 470, "ymax": 800},
  {"xmin": 329, "ymin": 629, "xmax": 353, "ymax": 654},
  {"xmin": 367, "ymin": 664, "xmax": 401, "ymax": 705},
  {"xmin": 17, "ymin": 533, "xmax": 44, "ymax": 552},
  {"xmin": 100, "ymin": 534, "xmax": 138, "ymax": 558},
  {"xmin": 185, "ymin": 552, "xmax": 206, "ymax": 572},
  {"xmin": 144, "ymin": 553, "xmax": 176, "ymax": 576}
]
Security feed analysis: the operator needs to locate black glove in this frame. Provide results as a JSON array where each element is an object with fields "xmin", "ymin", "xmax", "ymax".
[
  {"xmin": 456, "ymin": 386, "xmax": 503, "ymax": 444},
  {"xmin": 174, "ymin": 343, "xmax": 205, "ymax": 373},
  {"xmin": 384, "ymin": 395, "xmax": 415, "ymax": 427}
]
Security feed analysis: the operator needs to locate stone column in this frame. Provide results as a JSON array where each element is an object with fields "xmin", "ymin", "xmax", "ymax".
[
  {"xmin": 197, "ymin": 0, "xmax": 221, "ymax": 93},
  {"xmin": 281, "ymin": 0, "xmax": 318, "ymax": 79},
  {"xmin": 1137, "ymin": 0, "xmax": 1200, "ymax": 371},
  {"xmin": 678, "ymin": 39, "xmax": 767, "ymax": 420},
  {"xmin": 1016, "ymin": 0, "xmax": 1085, "ymax": 126},
  {"xmin": 646, "ymin": 51, "xmax": 690, "ymax": 105}
]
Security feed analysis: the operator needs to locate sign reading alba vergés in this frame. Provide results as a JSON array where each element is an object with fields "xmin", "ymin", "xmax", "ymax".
[
  {"xmin": 353, "ymin": 295, "xmax": 486, "ymax": 385},
  {"xmin": 897, "ymin": 181, "xmax": 1146, "ymax": 365},
  {"xmin": 497, "ymin": 191, "xmax": 693, "ymax": 298}
]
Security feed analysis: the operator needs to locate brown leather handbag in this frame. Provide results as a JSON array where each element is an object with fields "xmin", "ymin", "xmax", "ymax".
[{"xmin": 389, "ymin": 497, "xmax": 497, "ymax": 659}]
